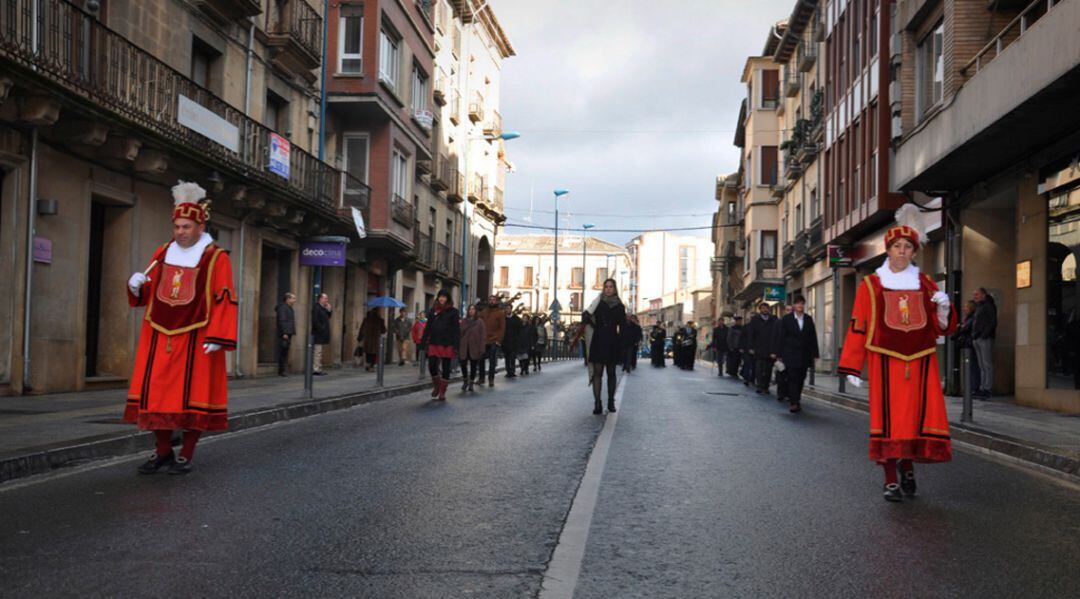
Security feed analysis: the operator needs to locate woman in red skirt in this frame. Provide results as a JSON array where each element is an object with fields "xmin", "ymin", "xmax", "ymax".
[
  {"xmin": 421, "ymin": 289, "xmax": 460, "ymax": 401},
  {"xmin": 839, "ymin": 204, "xmax": 957, "ymax": 502}
]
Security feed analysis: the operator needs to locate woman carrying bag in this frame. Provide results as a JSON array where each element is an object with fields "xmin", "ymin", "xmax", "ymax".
[
  {"xmin": 458, "ymin": 303, "xmax": 487, "ymax": 392},
  {"xmin": 420, "ymin": 289, "xmax": 460, "ymax": 401},
  {"xmin": 582, "ymin": 279, "xmax": 626, "ymax": 415}
]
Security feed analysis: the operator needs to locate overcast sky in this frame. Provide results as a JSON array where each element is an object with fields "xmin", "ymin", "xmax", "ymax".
[{"xmin": 494, "ymin": 0, "xmax": 792, "ymax": 247}]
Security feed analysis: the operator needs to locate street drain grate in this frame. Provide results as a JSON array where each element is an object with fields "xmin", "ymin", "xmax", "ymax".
[{"xmin": 704, "ymin": 392, "xmax": 739, "ymax": 396}]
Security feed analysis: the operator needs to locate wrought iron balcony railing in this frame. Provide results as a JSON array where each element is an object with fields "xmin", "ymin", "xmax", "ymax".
[
  {"xmin": 267, "ymin": 0, "xmax": 322, "ymax": 70},
  {"xmin": 452, "ymin": 252, "xmax": 463, "ymax": 281},
  {"xmin": 435, "ymin": 242, "xmax": 451, "ymax": 274},
  {"xmin": 756, "ymin": 257, "xmax": 778, "ymax": 278},
  {"xmin": 0, "ymin": 0, "xmax": 345, "ymax": 215},
  {"xmin": 415, "ymin": 231, "xmax": 434, "ymax": 267},
  {"xmin": 391, "ymin": 194, "xmax": 414, "ymax": 226}
]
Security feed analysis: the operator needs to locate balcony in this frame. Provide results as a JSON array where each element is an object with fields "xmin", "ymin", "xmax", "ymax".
[
  {"xmin": 782, "ymin": 242, "xmax": 796, "ymax": 274},
  {"xmin": 433, "ymin": 71, "xmax": 448, "ymax": 106},
  {"xmin": 468, "ymin": 91, "xmax": 484, "ymax": 123},
  {"xmin": 341, "ymin": 172, "xmax": 371, "ymax": 225},
  {"xmin": 265, "ymin": 0, "xmax": 322, "ymax": 77},
  {"xmin": 415, "ymin": 231, "xmax": 434, "ymax": 267},
  {"xmin": 416, "ymin": 158, "xmax": 432, "ymax": 176},
  {"xmin": 435, "ymin": 243, "xmax": 451, "ymax": 275},
  {"xmin": 807, "ymin": 217, "xmax": 825, "ymax": 258},
  {"xmin": 391, "ymin": 194, "xmax": 415, "ymax": 226},
  {"xmin": 448, "ymin": 171, "xmax": 466, "ymax": 203},
  {"xmin": 469, "ymin": 173, "xmax": 486, "ymax": 203},
  {"xmin": 785, "ymin": 154, "xmax": 803, "ymax": 181},
  {"xmin": 491, "ymin": 186, "xmax": 504, "ymax": 214},
  {"xmin": 193, "ymin": 0, "xmax": 262, "ymax": 23},
  {"xmin": 0, "ymin": 0, "xmax": 350, "ymax": 223},
  {"xmin": 797, "ymin": 40, "xmax": 816, "ymax": 72},
  {"xmin": 756, "ymin": 257, "xmax": 778, "ymax": 279},
  {"xmin": 449, "ymin": 90, "xmax": 461, "ymax": 125},
  {"xmin": 431, "ymin": 154, "xmax": 451, "ymax": 191},
  {"xmin": 483, "ymin": 110, "xmax": 502, "ymax": 137},
  {"xmin": 784, "ymin": 71, "xmax": 800, "ymax": 98},
  {"xmin": 452, "ymin": 253, "xmax": 464, "ymax": 281}
]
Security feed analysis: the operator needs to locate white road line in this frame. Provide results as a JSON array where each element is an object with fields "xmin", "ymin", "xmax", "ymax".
[{"xmin": 539, "ymin": 376, "xmax": 626, "ymax": 599}]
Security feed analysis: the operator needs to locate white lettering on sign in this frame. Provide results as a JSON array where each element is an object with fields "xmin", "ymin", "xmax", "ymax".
[{"xmin": 178, "ymin": 95, "xmax": 240, "ymax": 153}]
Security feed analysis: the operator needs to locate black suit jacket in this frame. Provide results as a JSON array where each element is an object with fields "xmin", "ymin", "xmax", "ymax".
[{"xmin": 774, "ymin": 313, "xmax": 820, "ymax": 369}]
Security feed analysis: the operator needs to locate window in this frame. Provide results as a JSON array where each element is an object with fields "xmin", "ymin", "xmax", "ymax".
[
  {"xmin": 338, "ymin": 7, "xmax": 363, "ymax": 74},
  {"xmin": 523, "ymin": 266, "xmax": 534, "ymax": 288},
  {"xmin": 191, "ymin": 37, "xmax": 219, "ymax": 91},
  {"xmin": 446, "ymin": 218, "xmax": 453, "ymax": 248},
  {"xmin": 760, "ymin": 69, "xmax": 780, "ymax": 108},
  {"xmin": 391, "ymin": 148, "xmax": 408, "ymax": 201},
  {"xmin": 795, "ymin": 202, "xmax": 804, "ymax": 232},
  {"xmin": 679, "ymin": 247, "xmax": 693, "ymax": 288},
  {"xmin": 594, "ymin": 267, "xmax": 608, "ymax": 288},
  {"xmin": 344, "ymin": 134, "xmax": 369, "ymax": 184},
  {"xmin": 498, "ymin": 266, "xmax": 509, "ymax": 287},
  {"xmin": 744, "ymin": 236, "xmax": 751, "ymax": 271},
  {"xmin": 810, "ymin": 187, "xmax": 820, "ymax": 220},
  {"xmin": 570, "ymin": 292, "xmax": 582, "ymax": 312},
  {"xmin": 916, "ymin": 20, "xmax": 944, "ymax": 120},
  {"xmin": 761, "ymin": 231, "xmax": 778, "ymax": 261},
  {"xmin": 571, "ymin": 267, "xmax": 583, "ymax": 289},
  {"xmin": 760, "ymin": 146, "xmax": 778, "ymax": 186},
  {"xmin": 411, "ymin": 65, "xmax": 429, "ymax": 114},
  {"xmin": 868, "ymin": 6, "xmax": 878, "ymax": 60},
  {"xmin": 379, "ymin": 29, "xmax": 401, "ymax": 89},
  {"xmin": 264, "ymin": 90, "xmax": 288, "ymax": 133}
]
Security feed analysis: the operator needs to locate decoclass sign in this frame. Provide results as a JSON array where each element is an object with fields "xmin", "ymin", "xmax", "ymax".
[{"xmin": 299, "ymin": 242, "xmax": 346, "ymax": 267}]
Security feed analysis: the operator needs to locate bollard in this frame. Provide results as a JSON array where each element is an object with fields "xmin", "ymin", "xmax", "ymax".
[{"xmin": 962, "ymin": 346, "xmax": 974, "ymax": 423}]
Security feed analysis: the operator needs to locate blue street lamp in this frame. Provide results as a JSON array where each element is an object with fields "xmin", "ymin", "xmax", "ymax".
[{"xmin": 551, "ymin": 189, "xmax": 570, "ymax": 348}]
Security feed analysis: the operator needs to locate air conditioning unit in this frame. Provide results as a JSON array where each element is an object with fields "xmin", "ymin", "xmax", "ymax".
[{"xmin": 891, "ymin": 115, "xmax": 903, "ymax": 140}]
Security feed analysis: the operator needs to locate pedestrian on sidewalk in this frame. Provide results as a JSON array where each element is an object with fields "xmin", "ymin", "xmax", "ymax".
[
  {"xmin": 519, "ymin": 313, "xmax": 537, "ymax": 375},
  {"xmin": 459, "ymin": 303, "xmax": 486, "ymax": 392},
  {"xmin": 709, "ymin": 318, "xmax": 729, "ymax": 377},
  {"xmin": 726, "ymin": 316, "xmax": 744, "ymax": 378},
  {"xmin": 746, "ymin": 302, "xmax": 778, "ymax": 394},
  {"xmin": 683, "ymin": 321, "xmax": 699, "ymax": 370},
  {"xmin": 311, "ymin": 293, "xmax": 332, "ymax": 375},
  {"xmin": 954, "ymin": 300, "xmax": 981, "ymax": 396},
  {"xmin": 479, "ymin": 295, "xmax": 506, "ymax": 386},
  {"xmin": 276, "ymin": 292, "xmax": 296, "ymax": 376},
  {"xmin": 124, "ymin": 181, "xmax": 237, "ymax": 475},
  {"xmin": 774, "ymin": 305, "xmax": 793, "ymax": 402},
  {"xmin": 533, "ymin": 315, "xmax": 549, "ymax": 372},
  {"xmin": 739, "ymin": 315, "xmax": 755, "ymax": 385},
  {"xmin": 502, "ymin": 304, "xmax": 522, "ymax": 378},
  {"xmin": 620, "ymin": 315, "xmax": 643, "ymax": 373},
  {"xmin": 391, "ymin": 310, "xmax": 411, "ymax": 367},
  {"xmin": 649, "ymin": 324, "xmax": 667, "ymax": 367},
  {"xmin": 838, "ymin": 204, "xmax": 957, "ymax": 503},
  {"xmin": 358, "ymin": 309, "xmax": 385, "ymax": 372},
  {"xmin": 420, "ymin": 289, "xmax": 460, "ymax": 401},
  {"xmin": 972, "ymin": 287, "xmax": 997, "ymax": 398},
  {"xmin": 773, "ymin": 296, "xmax": 819, "ymax": 413},
  {"xmin": 583, "ymin": 278, "xmax": 626, "ymax": 415}
]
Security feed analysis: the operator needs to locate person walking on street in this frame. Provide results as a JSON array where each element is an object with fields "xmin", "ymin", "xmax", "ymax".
[
  {"xmin": 774, "ymin": 305, "xmax": 793, "ymax": 402},
  {"xmin": 358, "ymin": 309, "xmax": 385, "ymax": 372},
  {"xmin": 502, "ymin": 305, "xmax": 522, "ymax": 378},
  {"xmin": 620, "ymin": 315, "xmax": 642, "ymax": 373},
  {"xmin": 583, "ymin": 279, "xmax": 626, "ymax": 414},
  {"xmin": 954, "ymin": 300, "xmax": 981, "ymax": 396},
  {"xmin": 276, "ymin": 292, "xmax": 296, "ymax": 376},
  {"xmin": 533, "ymin": 316, "xmax": 549, "ymax": 372},
  {"xmin": 480, "ymin": 295, "xmax": 506, "ymax": 386},
  {"xmin": 838, "ymin": 204, "xmax": 957, "ymax": 503},
  {"xmin": 519, "ymin": 314, "xmax": 537, "ymax": 375},
  {"xmin": 710, "ymin": 319, "xmax": 729, "ymax": 377},
  {"xmin": 458, "ymin": 303, "xmax": 486, "ymax": 392},
  {"xmin": 311, "ymin": 293, "xmax": 332, "ymax": 375},
  {"xmin": 684, "ymin": 321, "xmax": 699, "ymax": 370},
  {"xmin": 726, "ymin": 316, "xmax": 744, "ymax": 378},
  {"xmin": 972, "ymin": 287, "xmax": 997, "ymax": 398},
  {"xmin": 649, "ymin": 324, "xmax": 667, "ymax": 367},
  {"xmin": 410, "ymin": 312, "xmax": 427, "ymax": 367},
  {"xmin": 746, "ymin": 302, "xmax": 778, "ymax": 394},
  {"xmin": 672, "ymin": 326, "xmax": 687, "ymax": 369},
  {"xmin": 391, "ymin": 311, "xmax": 411, "ymax": 367},
  {"xmin": 420, "ymin": 289, "xmax": 460, "ymax": 401},
  {"xmin": 739, "ymin": 315, "xmax": 755, "ymax": 385},
  {"xmin": 774, "ymin": 295, "xmax": 819, "ymax": 413}
]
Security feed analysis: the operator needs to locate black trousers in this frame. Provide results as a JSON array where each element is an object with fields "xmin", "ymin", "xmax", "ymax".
[
  {"xmin": 755, "ymin": 357, "xmax": 774, "ymax": 392},
  {"xmin": 503, "ymin": 348, "xmax": 517, "ymax": 375},
  {"xmin": 714, "ymin": 351, "xmax": 726, "ymax": 375},
  {"xmin": 277, "ymin": 336, "xmax": 291, "ymax": 374},
  {"xmin": 623, "ymin": 346, "xmax": 636, "ymax": 371},
  {"xmin": 463, "ymin": 359, "xmax": 481, "ymax": 381},
  {"xmin": 775, "ymin": 367, "xmax": 789, "ymax": 397},
  {"xmin": 479, "ymin": 343, "xmax": 499, "ymax": 379},
  {"xmin": 741, "ymin": 353, "xmax": 755, "ymax": 382},
  {"xmin": 725, "ymin": 351, "xmax": 741, "ymax": 376},
  {"xmin": 428, "ymin": 356, "xmax": 451, "ymax": 379},
  {"xmin": 786, "ymin": 366, "xmax": 809, "ymax": 405}
]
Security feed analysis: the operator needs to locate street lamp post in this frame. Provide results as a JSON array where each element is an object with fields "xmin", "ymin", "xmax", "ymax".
[
  {"xmin": 552, "ymin": 189, "xmax": 570, "ymax": 352},
  {"xmin": 581, "ymin": 223, "xmax": 595, "ymax": 319}
]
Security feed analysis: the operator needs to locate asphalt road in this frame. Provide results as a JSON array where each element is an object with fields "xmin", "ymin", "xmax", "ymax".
[{"xmin": 1, "ymin": 360, "xmax": 1078, "ymax": 598}]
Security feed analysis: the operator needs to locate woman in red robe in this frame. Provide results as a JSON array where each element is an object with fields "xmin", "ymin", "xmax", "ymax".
[
  {"xmin": 838, "ymin": 204, "xmax": 957, "ymax": 502},
  {"xmin": 125, "ymin": 182, "xmax": 238, "ymax": 475}
]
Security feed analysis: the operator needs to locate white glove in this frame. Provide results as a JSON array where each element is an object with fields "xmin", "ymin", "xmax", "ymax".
[
  {"xmin": 930, "ymin": 291, "xmax": 950, "ymax": 308},
  {"xmin": 846, "ymin": 375, "xmax": 863, "ymax": 388},
  {"xmin": 203, "ymin": 343, "xmax": 222, "ymax": 354},
  {"xmin": 128, "ymin": 272, "xmax": 148, "ymax": 295}
]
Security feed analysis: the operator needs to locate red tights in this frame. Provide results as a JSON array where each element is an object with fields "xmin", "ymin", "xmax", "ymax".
[
  {"xmin": 153, "ymin": 430, "xmax": 203, "ymax": 460},
  {"xmin": 882, "ymin": 459, "xmax": 914, "ymax": 484}
]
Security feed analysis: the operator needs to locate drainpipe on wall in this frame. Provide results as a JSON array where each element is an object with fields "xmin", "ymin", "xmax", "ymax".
[
  {"xmin": 21, "ymin": 127, "xmax": 38, "ymax": 393},
  {"xmin": 244, "ymin": 18, "xmax": 255, "ymax": 115}
]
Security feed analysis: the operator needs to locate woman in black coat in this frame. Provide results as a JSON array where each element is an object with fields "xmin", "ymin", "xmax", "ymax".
[
  {"xmin": 420, "ymin": 289, "xmax": 460, "ymax": 401},
  {"xmin": 649, "ymin": 325, "xmax": 667, "ymax": 367},
  {"xmin": 582, "ymin": 279, "xmax": 626, "ymax": 414}
]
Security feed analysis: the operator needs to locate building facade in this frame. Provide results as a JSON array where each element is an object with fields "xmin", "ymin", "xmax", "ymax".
[
  {"xmin": 712, "ymin": 173, "xmax": 744, "ymax": 323},
  {"xmin": 627, "ymin": 231, "xmax": 714, "ymax": 329},
  {"xmin": 493, "ymin": 234, "xmax": 632, "ymax": 323}
]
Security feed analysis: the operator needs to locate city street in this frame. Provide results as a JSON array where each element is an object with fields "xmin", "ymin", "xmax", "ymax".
[{"xmin": 1, "ymin": 361, "xmax": 1078, "ymax": 598}]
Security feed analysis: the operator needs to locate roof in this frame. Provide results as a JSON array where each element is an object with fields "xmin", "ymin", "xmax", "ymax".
[
  {"xmin": 773, "ymin": 1, "xmax": 819, "ymax": 63},
  {"xmin": 496, "ymin": 234, "xmax": 627, "ymax": 254}
]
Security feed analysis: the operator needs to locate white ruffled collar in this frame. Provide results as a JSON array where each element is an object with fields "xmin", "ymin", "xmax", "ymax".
[
  {"xmin": 875, "ymin": 262, "xmax": 920, "ymax": 290},
  {"xmin": 165, "ymin": 232, "xmax": 214, "ymax": 268}
]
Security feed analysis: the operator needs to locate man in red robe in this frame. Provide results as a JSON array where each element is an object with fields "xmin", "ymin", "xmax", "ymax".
[
  {"xmin": 125, "ymin": 182, "xmax": 238, "ymax": 475},
  {"xmin": 839, "ymin": 204, "xmax": 957, "ymax": 502}
]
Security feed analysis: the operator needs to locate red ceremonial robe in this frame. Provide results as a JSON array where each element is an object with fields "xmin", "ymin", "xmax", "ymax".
[
  {"xmin": 838, "ymin": 272, "xmax": 958, "ymax": 464},
  {"xmin": 125, "ymin": 242, "xmax": 237, "ymax": 431}
]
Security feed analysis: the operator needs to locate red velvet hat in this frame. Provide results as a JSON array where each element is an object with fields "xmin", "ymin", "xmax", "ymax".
[
  {"xmin": 884, "ymin": 203, "xmax": 926, "ymax": 250},
  {"xmin": 171, "ymin": 181, "xmax": 209, "ymax": 224}
]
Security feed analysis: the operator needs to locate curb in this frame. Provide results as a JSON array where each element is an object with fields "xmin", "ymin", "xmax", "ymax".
[
  {"xmin": 0, "ymin": 375, "xmax": 461, "ymax": 484},
  {"xmin": 802, "ymin": 386, "xmax": 1080, "ymax": 483}
]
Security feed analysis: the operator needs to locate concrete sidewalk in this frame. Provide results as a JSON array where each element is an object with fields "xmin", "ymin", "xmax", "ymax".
[{"xmin": 0, "ymin": 360, "xmax": 520, "ymax": 483}]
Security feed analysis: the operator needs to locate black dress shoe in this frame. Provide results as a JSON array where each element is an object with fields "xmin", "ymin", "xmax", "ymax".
[
  {"xmin": 883, "ymin": 483, "xmax": 903, "ymax": 502},
  {"xmin": 789, "ymin": 403, "xmax": 802, "ymax": 413},
  {"xmin": 607, "ymin": 402, "xmax": 616, "ymax": 413},
  {"xmin": 137, "ymin": 452, "xmax": 175, "ymax": 475},
  {"xmin": 167, "ymin": 457, "xmax": 194, "ymax": 475},
  {"xmin": 900, "ymin": 469, "xmax": 917, "ymax": 497}
]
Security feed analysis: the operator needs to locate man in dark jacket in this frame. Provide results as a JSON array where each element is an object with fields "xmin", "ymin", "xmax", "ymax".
[
  {"xmin": 773, "ymin": 295, "xmax": 819, "ymax": 412},
  {"xmin": 972, "ymin": 287, "xmax": 997, "ymax": 397},
  {"xmin": 709, "ymin": 320, "xmax": 729, "ymax": 377},
  {"xmin": 619, "ymin": 316, "xmax": 642, "ymax": 372},
  {"xmin": 726, "ymin": 316, "xmax": 743, "ymax": 378},
  {"xmin": 275, "ymin": 292, "xmax": 297, "ymax": 376},
  {"xmin": 502, "ymin": 305, "xmax": 522, "ymax": 378},
  {"xmin": 746, "ymin": 302, "xmax": 778, "ymax": 394},
  {"xmin": 311, "ymin": 293, "xmax": 332, "ymax": 375}
]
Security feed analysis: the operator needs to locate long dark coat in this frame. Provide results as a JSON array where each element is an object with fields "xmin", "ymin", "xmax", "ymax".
[
  {"xmin": 584, "ymin": 299, "xmax": 626, "ymax": 365},
  {"xmin": 459, "ymin": 316, "xmax": 487, "ymax": 360},
  {"xmin": 421, "ymin": 305, "xmax": 461, "ymax": 349},
  {"xmin": 276, "ymin": 303, "xmax": 296, "ymax": 337},
  {"xmin": 502, "ymin": 314, "xmax": 522, "ymax": 350},
  {"xmin": 649, "ymin": 327, "xmax": 666, "ymax": 366},
  {"xmin": 312, "ymin": 304, "xmax": 332, "ymax": 345},
  {"xmin": 745, "ymin": 313, "xmax": 779, "ymax": 356},
  {"xmin": 358, "ymin": 312, "xmax": 385, "ymax": 355},
  {"xmin": 774, "ymin": 312, "xmax": 820, "ymax": 369}
]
